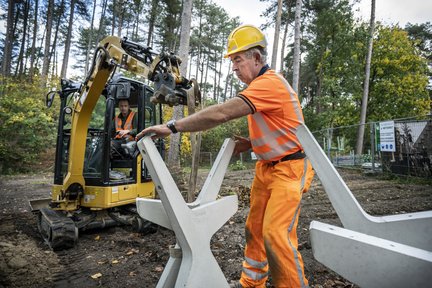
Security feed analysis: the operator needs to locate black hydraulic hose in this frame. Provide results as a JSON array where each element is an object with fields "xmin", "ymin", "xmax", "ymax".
[{"xmin": 84, "ymin": 46, "xmax": 111, "ymax": 86}]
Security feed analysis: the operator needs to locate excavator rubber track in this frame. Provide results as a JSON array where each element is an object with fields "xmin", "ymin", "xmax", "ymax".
[{"xmin": 38, "ymin": 208, "xmax": 78, "ymax": 250}]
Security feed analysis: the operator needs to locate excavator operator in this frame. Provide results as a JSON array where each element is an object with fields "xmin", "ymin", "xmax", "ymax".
[{"xmin": 111, "ymin": 99, "xmax": 137, "ymax": 158}]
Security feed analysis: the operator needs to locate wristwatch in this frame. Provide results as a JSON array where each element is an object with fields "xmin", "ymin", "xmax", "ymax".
[{"xmin": 166, "ymin": 119, "xmax": 178, "ymax": 134}]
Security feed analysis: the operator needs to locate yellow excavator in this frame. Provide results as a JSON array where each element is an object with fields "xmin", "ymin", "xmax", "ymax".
[{"xmin": 30, "ymin": 36, "xmax": 200, "ymax": 250}]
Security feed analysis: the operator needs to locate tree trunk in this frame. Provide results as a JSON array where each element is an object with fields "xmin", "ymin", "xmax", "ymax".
[
  {"xmin": 2, "ymin": 0, "xmax": 15, "ymax": 77},
  {"xmin": 29, "ymin": 0, "xmax": 39, "ymax": 81},
  {"xmin": 48, "ymin": 0, "xmax": 65, "ymax": 78},
  {"xmin": 41, "ymin": 0, "xmax": 54, "ymax": 85},
  {"xmin": 271, "ymin": 0, "xmax": 282, "ymax": 70},
  {"xmin": 85, "ymin": 0, "xmax": 97, "ymax": 76},
  {"xmin": 213, "ymin": 50, "xmax": 217, "ymax": 101},
  {"xmin": 356, "ymin": 0, "xmax": 375, "ymax": 155},
  {"xmin": 223, "ymin": 61, "xmax": 231, "ymax": 101},
  {"xmin": 147, "ymin": 0, "xmax": 157, "ymax": 47},
  {"xmin": 280, "ymin": 0, "xmax": 291, "ymax": 75},
  {"xmin": 16, "ymin": 0, "xmax": 30, "ymax": 77},
  {"xmin": 174, "ymin": 0, "xmax": 198, "ymax": 201},
  {"xmin": 168, "ymin": 0, "xmax": 193, "ymax": 197},
  {"xmin": 96, "ymin": 0, "xmax": 107, "ymax": 44},
  {"xmin": 204, "ymin": 55, "xmax": 210, "ymax": 97},
  {"xmin": 116, "ymin": 0, "xmax": 123, "ymax": 37},
  {"xmin": 111, "ymin": 0, "xmax": 116, "ymax": 35},
  {"xmin": 216, "ymin": 48, "xmax": 224, "ymax": 102},
  {"xmin": 61, "ymin": 0, "xmax": 75, "ymax": 79},
  {"xmin": 292, "ymin": 0, "xmax": 302, "ymax": 93}
]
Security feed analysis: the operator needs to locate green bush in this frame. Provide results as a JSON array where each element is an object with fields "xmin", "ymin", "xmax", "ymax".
[{"xmin": 0, "ymin": 77, "xmax": 58, "ymax": 174}]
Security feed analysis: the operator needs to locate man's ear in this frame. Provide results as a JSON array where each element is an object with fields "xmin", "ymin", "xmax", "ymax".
[{"xmin": 254, "ymin": 52, "xmax": 261, "ymax": 64}]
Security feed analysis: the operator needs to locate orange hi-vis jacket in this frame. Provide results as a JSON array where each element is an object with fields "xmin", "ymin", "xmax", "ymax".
[
  {"xmin": 237, "ymin": 68, "xmax": 304, "ymax": 161},
  {"xmin": 114, "ymin": 111, "xmax": 135, "ymax": 141}
]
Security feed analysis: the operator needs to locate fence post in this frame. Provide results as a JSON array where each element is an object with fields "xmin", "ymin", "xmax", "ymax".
[
  {"xmin": 327, "ymin": 128, "xmax": 332, "ymax": 161},
  {"xmin": 370, "ymin": 122, "xmax": 375, "ymax": 172}
]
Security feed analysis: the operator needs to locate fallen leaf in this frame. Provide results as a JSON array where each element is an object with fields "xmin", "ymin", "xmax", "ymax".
[
  {"xmin": 129, "ymin": 271, "xmax": 136, "ymax": 276},
  {"xmin": 111, "ymin": 259, "xmax": 119, "ymax": 264},
  {"xmin": 97, "ymin": 261, "xmax": 107, "ymax": 265},
  {"xmin": 94, "ymin": 235, "xmax": 100, "ymax": 241},
  {"xmin": 91, "ymin": 273, "xmax": 102, "ymax": 279},
  {"xmin": 154, "ymin": 266, "xmax": 164, "ymax": 272},
  {"xmin": 126, "ymin": 248, "xmax": 139, "ymax": 256}
]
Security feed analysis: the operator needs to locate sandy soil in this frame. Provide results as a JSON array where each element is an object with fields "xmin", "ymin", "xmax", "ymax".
[{"xmin": 0, "ymin": 169, "xmax": 431, "ymax": 288}]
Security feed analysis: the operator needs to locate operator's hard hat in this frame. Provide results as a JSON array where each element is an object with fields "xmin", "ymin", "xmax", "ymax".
[{"xmin": 224, "ymin": 24, "xmax": 267, "ymax": 58}]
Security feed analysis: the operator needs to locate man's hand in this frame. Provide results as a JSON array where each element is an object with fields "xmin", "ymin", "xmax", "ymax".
[
  {"xmin": 118, "ymin": 130, "xmax": 130, "ymax": 138},
  {"xmin": 233, "ymin": 135, "xmax": 251, "ymax": 156},
  {"xmin": 136, "ymin": 124, "xmax": 171, "ymax": 141}
]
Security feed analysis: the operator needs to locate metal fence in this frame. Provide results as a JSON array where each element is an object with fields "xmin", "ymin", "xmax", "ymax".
[{"xmin": 310, "ymin": 114, "xmax": 432, "ymax": 178}]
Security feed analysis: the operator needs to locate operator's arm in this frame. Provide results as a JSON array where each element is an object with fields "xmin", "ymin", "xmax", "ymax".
[
  {"xmin": 130, "ymin": 112, "xmax": 138, "ymax": 137},
  {"xmin": 136, "ymin": 97, "xmax": 252, "ymax": 139}
]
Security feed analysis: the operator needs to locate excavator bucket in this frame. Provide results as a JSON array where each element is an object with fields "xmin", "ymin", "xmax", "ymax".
[{"xmin": 29, "ymin": 198, "xmax": 51, "ymax": 212}]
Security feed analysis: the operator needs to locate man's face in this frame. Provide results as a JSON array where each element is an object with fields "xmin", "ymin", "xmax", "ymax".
[
  {"xmin": 230, "ymin": 51, "xmax": 261, "ymax": 85},
  {"xmin": 118, "ymin": 100, "xmax": 130, "ymax": 117}
]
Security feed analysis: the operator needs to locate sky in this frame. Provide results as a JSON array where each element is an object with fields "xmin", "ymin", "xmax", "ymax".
[{"xmin": 215, "ymin": 0, "xmax": 432, "ymax": 71}]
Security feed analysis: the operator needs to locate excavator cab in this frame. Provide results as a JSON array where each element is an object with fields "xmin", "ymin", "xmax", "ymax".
[{"xmin": 55, "ymin": 74, "xmax": 162, "ymax": 186}]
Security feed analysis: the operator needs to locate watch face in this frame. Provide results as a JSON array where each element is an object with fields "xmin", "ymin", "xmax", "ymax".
[{"xmin": 167, "ymin": 120, "xmax": 177, "ymax": 133}]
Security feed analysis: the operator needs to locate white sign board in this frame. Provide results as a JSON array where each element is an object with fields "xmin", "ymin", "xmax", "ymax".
[{"xmin": 379, "ymin": 121, "xmax": 396, "ymax": 152}]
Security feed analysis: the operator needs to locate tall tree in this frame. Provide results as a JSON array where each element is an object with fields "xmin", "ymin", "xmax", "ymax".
[
  {"xmin": 146, "ymin": 0, "xmax": 158, "ymax": 47},
  {"xmin": 61, "ymin": 0, "xmax": 76, "ymax": 78},
  {"xmin": 48, "ymin": 0, "xmax": 66, "ymax": 78},
  {"xmin": 177, "ymin": 0, "xmax": 197, "ymax": 201},
  {"xmin": 96, "ymin": 0, "xmax": 108, "ymax": 44},
  {"xmin": 366, "ymin": 26, "xmax": 430, "ymax": 120},
  {"xmin": 84, "ymin": 0, "xmax": 97, "ymax": 75},
  {"xmin": 292, "ymin": 0, "xmax": 302, "ymax": 92},
  {"xmin": 41, "ymin": 0, "xmax": 54, "ymax": 85},
  {"xmin": 280, "ymin": 0, "xmax": 293, "ymax": 74},
  {"xmin": 29, "ymin": 0, "xmax": 39, "ymax": 81},
  {"xmin": 356, "ymin": 0, "xmax": 375, "ymax": 155},
  {"xmin": 15, "ymin": 0, "xmax": 30, "ymax": 77},
  {"xmin": 2, "ymin": 0, "xmax": 16, "ymax": 76},
  {"xmin": 271, "ymin": 0, "xmax": 283, "ymax": 70}
]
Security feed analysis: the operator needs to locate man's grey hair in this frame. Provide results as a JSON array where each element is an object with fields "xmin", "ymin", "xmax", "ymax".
[{"xmin": 244, "ymin": 46, "xmax": 268, "ymax": 65}]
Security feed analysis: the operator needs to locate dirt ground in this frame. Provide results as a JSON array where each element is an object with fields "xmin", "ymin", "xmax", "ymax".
[{"xmin": 1, "ymin": 168, "xmax": 431, "ymax": 288}]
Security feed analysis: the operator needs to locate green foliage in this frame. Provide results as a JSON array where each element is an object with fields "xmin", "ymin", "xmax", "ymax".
[
  {"xmin": 367, "ymin": 26, "xmax": 430, "ymax": 121},
  {"xmin": 300, "ymin": 2, "xmax": 431, "ymax": 132},
  {"xmin": 229, "ymin": 160, "xmax": 246, "ymax": 171},
  {"xmin": 0, "ymin": 77, "xmax": 58, "ymax": 173},
  {"xmin": 201, "ymin": 115, "xmax": 248, "ymax": 153}
]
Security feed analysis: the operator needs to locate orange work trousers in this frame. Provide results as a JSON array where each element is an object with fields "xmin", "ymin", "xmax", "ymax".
[{"xmin": 239, "ymin": 157, "xmax": 314, "ymax": 288}]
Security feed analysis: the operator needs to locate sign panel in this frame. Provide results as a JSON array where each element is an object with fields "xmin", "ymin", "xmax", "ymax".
[{"xmin": 379, "ymin": 121, "xmax": 396, "ymax": 152}]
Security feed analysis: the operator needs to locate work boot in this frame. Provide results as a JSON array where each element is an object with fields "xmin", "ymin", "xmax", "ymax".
[{"xmin": 229, "ymin": 282, "xmax": 243, "ymax": 288}]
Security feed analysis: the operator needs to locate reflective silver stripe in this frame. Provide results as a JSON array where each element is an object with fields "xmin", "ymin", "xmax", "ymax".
[
  {"xmin": 251, "ymin": 113, "xmax": 299, "ymax": 160},
  {"xmin": 242, "ymin": 267, "xmax": 269, "ymax": 281},
  {"xmin": 288, "ymin": 233, "xmax": 309, "ymax": 288},
  {"xmin": 274, "ymin": 73, "xmax": 304, "ymax": 123},
  {"xmin": 251, "ymin": 127, "xmax": 287, "ymax": 147},
  {"xmin": 288, "ymin": 204, "xmax": 301, "ymax": 232},
  {"xmin": 245, "ymin": 256, "xmax": 268, "ymax": 269}
]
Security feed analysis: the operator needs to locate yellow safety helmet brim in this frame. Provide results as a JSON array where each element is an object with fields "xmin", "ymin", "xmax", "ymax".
[{"xmin": 224, "ymin": 24, "xmax": 267, "ymax": 58}]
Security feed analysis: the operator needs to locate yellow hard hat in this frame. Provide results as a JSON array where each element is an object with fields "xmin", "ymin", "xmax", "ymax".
[{"xmin": 224, "ymin": 24, "xmax": 267, "ymax": 58}]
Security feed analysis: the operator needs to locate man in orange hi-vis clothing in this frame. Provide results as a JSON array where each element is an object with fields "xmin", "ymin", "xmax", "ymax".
[{"xmin": 136, "ymin": 24, "xmax": 314, "ymax": 288}]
